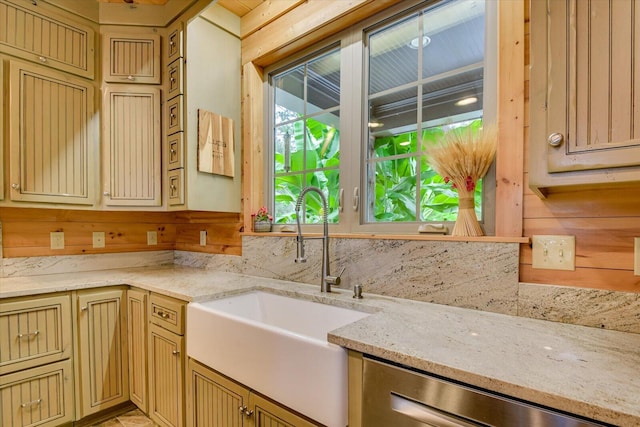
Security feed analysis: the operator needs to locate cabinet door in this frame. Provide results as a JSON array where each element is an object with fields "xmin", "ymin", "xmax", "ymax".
[
  {"xmin": 149, "ymin": 324, "xmax": 184, "ymax": 427},
  {"xmin": 127, "ymin": 289, "xmax": 148, "ymax": 412},
  {"xmin": 76, "ymin": 288, "xmax": 129, "ymax": 418},
  {"xmin": 0, "ymin": 0, "xmax": 95, "ymax": 78},
  {"xmin": 103, "ymin": 85, "xmax": 161, "ymax": 206},
  {"xmin": 530, "ymin": 0, "xmax": 640, "ymax": 195},
  {"xmin": 103, "ymin": 32, "xmax": 161, "ymax": 84},
  {"xmin": 187, "ymin": 358, "xmax": 247, "ymax": 427},
  {"xmin": 249, "ymin": 392, "xmax": 320, "ymax": 427},
  {"xmin": 0, "ymin": 360, "xmax": 74, "ymax": 427},
  {"xmin": 8, "ymin": 60, "xmax": 96, "ymax": 205}
]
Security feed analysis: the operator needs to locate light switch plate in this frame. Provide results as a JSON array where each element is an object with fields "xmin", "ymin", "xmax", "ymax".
[
  {"xmin": 200, "ymin": 230, "xmax": 207, "ymax": 246},
  {"xmin": 634, "ymin": 238, "xmax": 640, "ymax": 276},
  {"xmin": 147, "ymin": 231, "xmax": 158, "ymax": 246},
  {"xmin": 50, "ymin": 232, "xmax": 65, "ymax": 250},
  {"xmin": 532, "ymin": 235, "xmax": 575, "ymax": 271},
  {"xmin": 93, "ymin": 231, "xmax": 105, "ymax": 248}
]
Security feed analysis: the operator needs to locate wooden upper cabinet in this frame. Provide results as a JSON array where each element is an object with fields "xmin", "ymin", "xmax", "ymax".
[
  {"xmin": 103, "ymin": 32, "xmax": 161, "ymax": 84},
  {"xmin": 0, "ymin": 0, "xmax": 95, "ymax": 79},
  {"xmin": 103, "ymin": 85, "xmax": 161, "ymax": 206},
  {"xmin": 530, "ymin": 0, "xmax": 640, "ymax": 196},
  {"xmin": 8, "ymin": 60, "xmax": 96, "ymax": 205}
]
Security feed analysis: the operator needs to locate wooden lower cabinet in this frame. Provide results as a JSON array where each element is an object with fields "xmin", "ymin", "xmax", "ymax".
[
  {"xmin": 75, "ymin": 288, "xmax": 129, "ymax": 419},
  {"xmin": 149, "ymin": 323, "xmax": 184, "ymax": 427},
  {"xmin": 187, "ymin": 358, "xmax": 320, "ymax": 427},
  {"xmin": 0, "ymin": 359, "xmax": 74, "ymax": 427},
  {"xmin": 127, "ymin": 288, "xmax": 148, "ymax": 412}
]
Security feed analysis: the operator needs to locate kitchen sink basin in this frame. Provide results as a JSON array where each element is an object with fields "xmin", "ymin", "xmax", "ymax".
[{"xmin": 187, "ymin": 290, "xmax": 370, "ymax": 427}]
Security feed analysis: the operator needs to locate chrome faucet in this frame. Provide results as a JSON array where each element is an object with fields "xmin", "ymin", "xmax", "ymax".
[{"xmin": 294, "ymin": 186, "xmax": 341, "ymax": 292}]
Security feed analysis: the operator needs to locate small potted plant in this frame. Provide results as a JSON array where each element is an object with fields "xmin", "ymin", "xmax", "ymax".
[{"xmin": 252, "ymin": 206, "xmax": 273, "ymax": 232}]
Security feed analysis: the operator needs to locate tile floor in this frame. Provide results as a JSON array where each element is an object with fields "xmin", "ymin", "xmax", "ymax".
[{"xmin": 92, "ymin": 409, "xmax": 159, "ymax": 427}]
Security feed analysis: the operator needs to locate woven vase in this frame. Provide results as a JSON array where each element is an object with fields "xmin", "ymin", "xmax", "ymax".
[{"xmin": 452, "ymin": 196, "xmax": 483, "ymax": 237}]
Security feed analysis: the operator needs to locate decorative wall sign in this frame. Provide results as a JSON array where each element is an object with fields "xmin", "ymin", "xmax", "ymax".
[{"xmin": 197, "ymin": 109, "xmax": 235, "ymax": 177}]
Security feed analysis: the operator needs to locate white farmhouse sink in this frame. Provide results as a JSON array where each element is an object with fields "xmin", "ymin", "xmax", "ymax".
[{"xmin": 187, "ymin": 291, "xmax": 370, "ymax": 427}]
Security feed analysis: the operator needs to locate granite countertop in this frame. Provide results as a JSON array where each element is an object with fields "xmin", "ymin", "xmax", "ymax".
[{"xmin": 1, "ymin": 265, "xmax": 638, "ymax": 426}]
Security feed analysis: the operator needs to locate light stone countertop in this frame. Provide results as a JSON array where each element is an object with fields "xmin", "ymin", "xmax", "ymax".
[{"xmin": 1, "ymin": 265, "xmax": 638, "ymax": 426}]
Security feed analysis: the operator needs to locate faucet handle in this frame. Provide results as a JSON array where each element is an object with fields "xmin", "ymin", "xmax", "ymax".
[{"xmin": 326, "ymin": 266, "xmax": 346, "ymax": 287}]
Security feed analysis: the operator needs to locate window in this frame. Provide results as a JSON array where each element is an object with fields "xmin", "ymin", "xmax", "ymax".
[{"xmin": 267, "ymin": 0, "xmax": 496, "ymax": 234}]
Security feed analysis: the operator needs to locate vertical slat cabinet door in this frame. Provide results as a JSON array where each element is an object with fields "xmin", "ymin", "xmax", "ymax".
[
  {"xmin": 76, "ymin": 288, "xmax": 129, "ymax": 419},
  {"xmin": 149, "ymin": 324, "xmax": 184, "ymax": 427},
  {"xmin": 186, "ymin": 358, "xmax": 247, "ymax": 427},
  {"xmin": 103, "ymin": 85, "xmax": 161, "ymax": 206},
  {"xmin": 127, "ymin": 289, "xmax": 148, "ymax": 412},
  {"xmin": 8, "ymin": 60, "xmax": 96, "ymax": 205},
  {"xmin": 249, "ymin": 392, "xmax": 320, "ymax": 427},
  {"xmin": 103, "ymin": 33, "xmax": 160, "ymax": 84},
  {"xmin": 538, "ymin": 0, "xmax": 640, "ymax": 173}
]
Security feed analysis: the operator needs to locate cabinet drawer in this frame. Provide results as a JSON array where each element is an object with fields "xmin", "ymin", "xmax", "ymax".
[
  {"xmin": 167, "ymin": 58, "xmax": 183, "ymax": 100},
  {"xmin": 166, "ymin": 21, "xmax": 183, "ymax": 64},
  {"xmin": 0, "ymin": 0, "xmax": 96, "ymax": 78},
  {"xmin": 0, "ymin": 359, "xmax": 74, "ymax": 427},
  {"xmin": 167, "ymin": 132, "xmax": 184, "ymax": 170},
  {"xmin": 166, "ymin": 96, "xmax": 183, "ymax": 135},
  {"xmin": 0, "ymin": 294, "xmax": 72, "ymax": 375},
  {"xmin": 150, "ymin": 294, "xmax": 185, "ymax": 335},
  {"xmin": 168, "ymin": 169, "xmax": 185, "ymax": 206}
]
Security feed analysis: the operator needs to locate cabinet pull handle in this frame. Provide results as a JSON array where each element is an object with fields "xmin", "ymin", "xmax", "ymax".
[
  {"xmin": 17, "ymin": 330, "xmax": 39, "ymax": 339},
  {"xmin": 157, "ymin": 310, "xmax": 170, "ymax": 319},
  {"xmin": 353, "ymin": 186, "xmax": 360, "ymax": 211},
  {"xmin": 38, "ymin": 56, "xmax": 47, "ymax": 63},
  {"xmin": 124, "ymin": 75, "xmax": 135, "ymax": 81},
  {"xmin": 11, "ymin": 183, "xmax": 20, "ymax": 190},
  {"xmin": 103, "ymin": 191, "xmax": 111, "ymax": 197},
  {"xmin": 548, "ymin": 132, "xmax": 564, "ymax": 147},
  {"xmin": 170, "ymin": 77, "xmax": 176, "ymax": 83},
  {"xmin": 21, "ymin": 398, "xmax": 42, "ymax": 408},
  {"xmin": 238, "ymin": 405, "xmax": 253, "ymax": 417},
  {"xmin": 172, "ymin": 350, "xmax": 179, "ymax": 355},
  {"xmin": 170, "ymin": 40, "xmax": 176, "ymax": 47},
  {"xmin": 81, "ymin": 306, "xmax": 88, "ymax": 311}
]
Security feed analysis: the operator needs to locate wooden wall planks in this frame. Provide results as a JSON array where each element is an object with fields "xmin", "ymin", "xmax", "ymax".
[
  {"xmin": 520, "ymin": 2, "xmax": 640, "ymax": 292},
  {"xmin": 0, "ymin": 208, "xmax": 241, "ymax": 258}
]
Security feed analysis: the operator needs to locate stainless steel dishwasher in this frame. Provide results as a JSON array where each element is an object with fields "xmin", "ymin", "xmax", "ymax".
[{"xmin": 362, "ymin": 357, "xmax": 609, "ymax": 427}]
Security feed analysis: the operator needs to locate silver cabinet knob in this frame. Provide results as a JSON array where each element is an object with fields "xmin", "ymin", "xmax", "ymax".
[
  {"xmin": 548, "ymin": 132, "xmax": 564, "ymax": 147},
  {"xmin": 38, "ymin": 56, "xmax": 47, "ymax": 63},
  {"xmin": 11, "ymin": 183, "xmax": 20, "ymax": 190},
  {"xmin": 103, "ymin": 191, "xmax": 110, "ymax": 197}
]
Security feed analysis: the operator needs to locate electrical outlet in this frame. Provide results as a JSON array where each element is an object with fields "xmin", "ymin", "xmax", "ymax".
[
  {"xmin": 147, "ymin": 231, "xmax": 158, "ymax": 246},
  {"xmin": 634, "ymin": 238, "xmax": 640, "ymax": 276},
  {"xmin": 50, "ymin": 232, "xmax": 65, "ymax": 250},
  {"xmin": 200, "ymin": 230, "xmax": 207, "ymax": 246},
  {"xmin": 93, "ymin": 231, "xmax": 105, "ymax": 248},
  {"xmin": 532, "ymin": 235, "xmax": 575, "ymax": 271}
]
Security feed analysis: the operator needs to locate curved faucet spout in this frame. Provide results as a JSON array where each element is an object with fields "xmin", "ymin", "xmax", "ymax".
[{"xmin": 294, "ymin": 186, "xmax": 337, "ymax": 292}]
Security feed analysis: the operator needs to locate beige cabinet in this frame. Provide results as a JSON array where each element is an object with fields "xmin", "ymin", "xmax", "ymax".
[
  {"xmin": 0, "ymin": 0, "xmax": 96, "ymax": 79},
  {"xmin": 7, "ymin": 59, "xmax": 96, "ymax": 205},
  {"xmin": 0, "ymin": 360, "xmax": 74, "ymax": 427},
  {"xmin": 0, "ymin": 293, "xmax": 74, "ymax": 427},
  {"xmin": 530, "ymin": 0, "xmax": 640, "ymax": 196},
  {"xmin": 102, "ymin": 85, "xmax": 161, "ymax": 206},
  {"xmin": 187, "ymin": 358, "xmax": 320, "ymax": 427},
  {"xmin": 127, "ymin": 288, "xmax": 148, "ymax": 412},
  {"xmin": 148, "ymin": 293, "xmax": 186, "ymax": 427},
  {"xmin": 103, "ymin": 32, "xmax": 161, "ymax": 84},
  {"xmin": 75, "ymin": 288, "xmax": 129, "ymax": 419}
]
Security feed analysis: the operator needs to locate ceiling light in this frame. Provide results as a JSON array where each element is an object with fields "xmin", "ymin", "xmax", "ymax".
[
  {"xmin": 455, "ymin": 97, "xmax": 478, "ymax": 106},
  {"xmin": 408, "ymin": 36, "xmax": 431, "ymax": 49},
  {"xmin": 368, "ymin": 121, "xmax": 384, "ymax": 128}
]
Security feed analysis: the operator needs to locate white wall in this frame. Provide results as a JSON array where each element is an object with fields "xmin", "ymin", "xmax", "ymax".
[{"xmin": 185, "ymin": 5, "xmax": 242, "ymax": 212}]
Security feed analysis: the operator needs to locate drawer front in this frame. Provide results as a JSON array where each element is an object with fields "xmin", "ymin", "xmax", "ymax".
[
  {"xmin": 166, "ymin": 21, "xmax": 183, "ymax": 63},
  {"xmin": 167, "ymin": 132, "xmax": 184, "ymax": 170},
  {"xmin": 103, "ymin": 33, "xmax": 161, "ymax": 84},
  {"xmin": 0, "ymin": 294, "xmax": 72, "ymax": 375},
  {"xmin": 167, "ymin": 58, "xmax": 184, "ymax": 100},
  {"xmin": 0, "ymin": 359, "xmax": 74, "ymax": 427},
  {"xmin": 166, "ymin": 96, "xmax": 183, "ymax": 135},
  {"xmin": 150, "ymin": 293, "xmax": 185, "ymax": 335},
  {"xmin": 167, "ymin": 168, "xmax": 185, "ymax": 206}
]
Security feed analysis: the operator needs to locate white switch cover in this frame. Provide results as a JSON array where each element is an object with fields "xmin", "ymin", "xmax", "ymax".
[
  {"xmin": 50, "ymin": 232, "xmax": 65, "ymax": 250},
  {"xmin": 634, "ymin": 238, "xmax": 640, "ymax": 276},
  {"xmin": 93, "ymin": 232, "xmax": 105, "ymax": 248},
  {"xmin": 532, "ymin": 235, "xmax": 575, "ymax": 271},
  {"xmin": 147, "ymin": 231, "xmax": 158, "ymax": 245},
  {"xmin": 200, "ymin": 230, "xmax": 207, "ymax": 246}
]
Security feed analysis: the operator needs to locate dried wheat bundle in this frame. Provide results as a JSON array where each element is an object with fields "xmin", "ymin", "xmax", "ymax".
[{"xmin": 425, "ymin": 123, "xmax": 498, "ymax": 236}]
